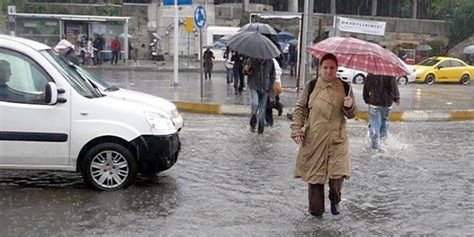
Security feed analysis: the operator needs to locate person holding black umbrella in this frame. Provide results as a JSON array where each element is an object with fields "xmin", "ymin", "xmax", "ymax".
[
  {"xmin": 203, "ymin": 47, "xmax": 215, "ymax": 80},
  {"xmin": 245, "ymin": 57, "xmax": 275, "ymax": 134}
]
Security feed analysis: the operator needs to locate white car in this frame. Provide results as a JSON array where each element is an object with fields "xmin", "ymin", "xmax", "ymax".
[
  {"xmin": 397, "ymin": 63, "xmax": 416, "ymax": 86},
  {"xmin": 0, "ymin": 35, "xmax": 182, "ymax": 191},
  {"xmin": 337, "ymin": 60, "xmax": 416, "ymax": 86},
  {"xmin": 337, "ymin": 66, "xmax": 367, "ymax": 84}
]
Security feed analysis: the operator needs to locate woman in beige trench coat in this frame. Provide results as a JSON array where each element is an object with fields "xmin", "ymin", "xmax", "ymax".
[{"xmin": 291, "ymin": 53, "xmax": 357, "ymax": 218}]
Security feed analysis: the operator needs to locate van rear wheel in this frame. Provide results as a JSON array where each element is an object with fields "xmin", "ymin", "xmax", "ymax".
[{"xmin": 81, "ymin": 143, "xmax": 137, "ymax": 191}]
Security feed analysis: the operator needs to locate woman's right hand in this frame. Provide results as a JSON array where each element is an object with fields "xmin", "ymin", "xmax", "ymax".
[{"xmin": 292, "ymin": 133, "xmax": 304, "ymax": 144}]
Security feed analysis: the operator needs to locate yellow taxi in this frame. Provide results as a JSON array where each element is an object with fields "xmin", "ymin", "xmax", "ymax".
[{"xmin": 414, "ymin": 56, "xmax": 474, "ymax": 85}]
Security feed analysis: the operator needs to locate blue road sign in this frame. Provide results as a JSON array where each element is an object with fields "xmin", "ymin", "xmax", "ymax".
[
  {"xmin": 194, "ymin": 6, "xmax": 206, "ymax": 29},
  {"xmin": 163, "ymin": 0, "xmax": 191, "ymax": 5}
]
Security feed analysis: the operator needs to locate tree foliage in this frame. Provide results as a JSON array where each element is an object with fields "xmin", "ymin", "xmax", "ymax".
[
  {"xmin": 448, "ymin": 1, "xmax": 474, "ymax": 47},
  {"xmin": 1, "ymin": 0, "xmax": 26, "ymax": 12}
]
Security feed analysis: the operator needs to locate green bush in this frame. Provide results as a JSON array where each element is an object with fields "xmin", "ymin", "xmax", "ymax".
[{"xmin": 422, "ymin": 39, "xmax": 447, "ymax": 57}]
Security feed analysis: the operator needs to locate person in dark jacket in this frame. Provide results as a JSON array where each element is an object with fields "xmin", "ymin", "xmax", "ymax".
[
  {"xmin": 93, "ymin": 34, "xmax": 104, "ymax": 65},
  {"xmin": 363, "ymin": 74, "xmax": 400, "ymax": 150},
  {"xmin": 289, "ymin": 44, "xmax": 298, "ymax": 76},
  {"xmin": 245, "ymin": 57, "xmax": 275, "ymax": 134},
  {"xmin": 232, "ymin": 52, "xmax": 244, "ymax": 94},
  {"xmin": 203, "ymin": 47, "xmax": 215, "ymax": 80}
]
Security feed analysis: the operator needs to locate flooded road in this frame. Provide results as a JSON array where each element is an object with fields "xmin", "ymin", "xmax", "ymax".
[{"xmin": 1, "ymin": 114, "xmax": 473, "ymax": 236}]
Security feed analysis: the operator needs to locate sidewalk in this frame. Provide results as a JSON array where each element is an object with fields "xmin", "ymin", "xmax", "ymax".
[{"xmin": 87, "ymin": 58, "xmax": 474, "ymax": 122}]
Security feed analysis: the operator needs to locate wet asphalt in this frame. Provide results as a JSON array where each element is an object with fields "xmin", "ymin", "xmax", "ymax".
[{"xmin": 1, "ymin": 113, "xmax": 473, "ymax": 236}]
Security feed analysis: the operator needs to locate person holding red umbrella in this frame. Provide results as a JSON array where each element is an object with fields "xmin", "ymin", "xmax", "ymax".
[{"xmin": 291, "ymin": 53, "xmax": 357, "ymax": 218}]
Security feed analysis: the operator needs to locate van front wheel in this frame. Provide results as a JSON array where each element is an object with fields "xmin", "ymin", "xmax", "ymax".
[{"xmin": 81, "ymin": 143, "xmax": 137, "ymax": 191}]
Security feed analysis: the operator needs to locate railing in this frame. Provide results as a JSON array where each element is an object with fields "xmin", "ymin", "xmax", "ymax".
[
  {"xmin": 27, "ymin": 0, "xmax": 123, "ymax": 4},
  {"xmin": 123, "ymin": 0, "xmax": 152, "ymax": 3}
]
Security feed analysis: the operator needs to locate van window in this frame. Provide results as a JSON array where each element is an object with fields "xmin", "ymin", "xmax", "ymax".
[{"xmin": 0, "ymin": 48, "xmax": 50, "ymax": 104}]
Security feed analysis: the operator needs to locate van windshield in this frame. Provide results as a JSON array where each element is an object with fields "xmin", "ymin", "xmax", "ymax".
[
  {"xmin": 73, "ymin": 66, "xmax": 119, "ymax": 92},
  {"xmin": 41, "ymin": 50, "xmax": 100, "ymax": 98}
]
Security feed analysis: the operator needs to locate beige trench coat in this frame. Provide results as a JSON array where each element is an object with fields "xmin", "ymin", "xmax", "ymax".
[{"xmin": 290, "ymin": 77, "xmax": 357, "ymax": 184}]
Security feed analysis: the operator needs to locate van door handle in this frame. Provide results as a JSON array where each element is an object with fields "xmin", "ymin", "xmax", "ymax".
[
  {"xmin": 57, "ymin": 98, "xmax": 67, "ymax": 103},
  {"xmin": 57, "ymin": 88, "xmax": 65, "ymax": 94},
  {"xmin": 80, "ymin": 112, "xmax": 88, "ymax": 116}
]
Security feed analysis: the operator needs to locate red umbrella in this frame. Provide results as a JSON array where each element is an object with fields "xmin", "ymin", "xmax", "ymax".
[{"xmin": 307, "ymin": 37, "xmax": 410, "ymax": 77}]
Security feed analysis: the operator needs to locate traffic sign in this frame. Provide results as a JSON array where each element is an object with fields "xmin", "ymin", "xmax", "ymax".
[
  {"xmin": 185, "ymin": 17, "xmax": 194, "ymax": 32},
  {"xmin": 163, "ymin": 0, "xmax": 192, "ymax": 5},
  {"xmin": 194, "ymin": 6, "xmax": 206, "ymax": 29}
]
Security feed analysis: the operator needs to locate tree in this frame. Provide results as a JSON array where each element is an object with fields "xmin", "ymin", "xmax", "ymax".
[
  {"xmin": 1, "ymin": 0, "xmax": 26, "ymax": 13},
  {"xmin": 448, "ymin": 1, "xmax": 474, "ymax": 47}
]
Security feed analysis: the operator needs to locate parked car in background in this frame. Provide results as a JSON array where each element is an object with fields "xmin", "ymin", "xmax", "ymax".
[
  {"xmin": 414, "ymin": 56, "xmax": 474, "ymax": 85},
  {"xmin": 337, "ymin": 66, "xmax": 367, "ymax": 84},
  {"xmin": 337, "ymin": 59, "xmax": 416, "ymax": 86},
  {"xmin": 396, "ymin": 58, "xmax": 416, "ymax": 86}
]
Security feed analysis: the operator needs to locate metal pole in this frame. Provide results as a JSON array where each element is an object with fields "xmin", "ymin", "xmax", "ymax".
[
  {"xmin": 200, "ymin": 29, "xmax": 203, "ymax": 98},
  {"xmin": 173, "ymin": 0, "xmax": 179, "ymax": 86},
  {"xmin": 305, "ymin": 0, "xmax": 314, "ymax": 83},
  {"xmin": 315, "ymin": 18, "xmax": 322, "ymax": 78},
  {"xmin": 299, "ymin": 0, "xmax": 310, "ymax": 91},
  {"xmin": 296, "ymin": 16, "xmax": 304, "ymax": 93},
  {"xmin": 187, "ymin": 31, "xmax": 190, "ymax": 68},
  {"xmin": 124, "ymin": 19, "xmax": 129, "ymax": 65}
]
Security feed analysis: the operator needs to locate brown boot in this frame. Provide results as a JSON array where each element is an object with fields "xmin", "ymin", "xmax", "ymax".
[
  {"xmin": 308, "ymin": 183, "xmax": 325, "ymax": 217},
  {"xmin": 329, "ymin": 178, "xmax": 344, "ymax": 215}
]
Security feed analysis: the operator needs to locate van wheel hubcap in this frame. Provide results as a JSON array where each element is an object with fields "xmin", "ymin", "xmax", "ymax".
[{"xmin": 90, "ymin": 150, "xmax": 129, "ymax": 189}]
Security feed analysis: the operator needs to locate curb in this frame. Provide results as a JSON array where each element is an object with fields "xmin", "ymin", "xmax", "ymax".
[
  {"xmin": 173, "ymin": 101, "xmax": 221, "ymax": 115},
  {"xmin": 174, "ymin": 102, "xmax": 474, "ymax": 122},
  {"xmin": 356, "ymin": 110, "xmax": 474, "ymax": 122}
]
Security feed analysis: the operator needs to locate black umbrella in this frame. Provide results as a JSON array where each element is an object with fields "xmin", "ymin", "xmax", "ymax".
[
  {"xmin": 416, "ymin": 44, "xmax": 432, "ymax": 51},
  {"xmin": 227, "ymin": 31, "xmax": 281, "ymax": 59},
  {"xmin": 288, "ymin": 39, "xmax": 298, "ymax": 46},
  {"xmin": 239, "ymin": 23, "xmax": 277, "ymax": 35},
  {"xmin": 463, "ymin": 45, "xmax": 474, "ymax": 54}
]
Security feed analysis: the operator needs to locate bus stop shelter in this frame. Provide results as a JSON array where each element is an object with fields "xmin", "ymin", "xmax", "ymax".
[{"xmin": 7, "ymin": 13, "xmax": 131, "ymax": 64}]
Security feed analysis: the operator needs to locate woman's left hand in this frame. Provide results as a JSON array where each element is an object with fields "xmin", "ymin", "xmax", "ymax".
[{"xmin": 343, "ymin": 96, "xmax": 353, "ymax": 108}]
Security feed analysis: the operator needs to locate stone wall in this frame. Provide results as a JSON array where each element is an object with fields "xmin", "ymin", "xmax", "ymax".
[
  {"xmin": 255, "ymin": 12, "xmax": 450, "ymax": 49},
  {"xmin": 215, "ymin": 3, "xmax": 274, "ymax": 26},
  {"xmin": 315, "ymin": 14, "xmax": 449, "ymax": 48},
  {"xmin": 448, "ymin": 36, "xmax": 474, "ymax": 59},
  {"xmin": 0, "ymin": 15, "xmax": 6, "ymax": 34},
  {"xmin": 122, "ymin": 4, "xmax": 148, "ymax": 58}
]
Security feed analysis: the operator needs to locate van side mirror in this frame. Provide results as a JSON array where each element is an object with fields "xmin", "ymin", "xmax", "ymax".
[{"xmin": 45, "ymin": 82, "xmax": 58, "ymax": 105}]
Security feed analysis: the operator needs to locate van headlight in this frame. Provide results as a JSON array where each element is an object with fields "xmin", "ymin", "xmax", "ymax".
[
  {"xmin": 145, "ymin": 112, "xmax": 174, "ymax": 130},
  {"xmin": 170, "ymin": 108, "xmax": 180, "ymax": 120}
]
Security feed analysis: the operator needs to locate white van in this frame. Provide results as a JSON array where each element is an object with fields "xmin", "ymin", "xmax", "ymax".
[
  {"xmin": 0, "ymin": 35, "xmax": 182, "ymax": 191},
  {"xmin": 205, "ymin": 26, "xmax": 240, "ymax": 61}
]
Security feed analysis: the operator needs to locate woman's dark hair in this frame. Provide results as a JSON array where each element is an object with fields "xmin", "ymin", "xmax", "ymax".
[{"xmin": 320, "ymin": 53, "xmax": 338, "ymax": 67}]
